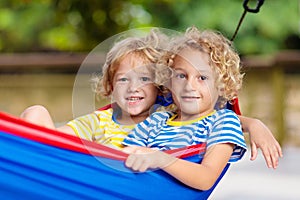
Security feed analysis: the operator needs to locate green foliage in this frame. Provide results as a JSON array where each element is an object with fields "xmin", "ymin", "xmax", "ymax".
[
  {"xmin": 145, "ymin": 0, "xmax": 299, "ymax": 55},
  {"xmin": 0, "ymin": 0, "xmax": 298, "ymax": 55}
]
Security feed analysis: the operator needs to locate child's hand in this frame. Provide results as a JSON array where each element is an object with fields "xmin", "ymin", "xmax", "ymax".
[
  {"xmin": 123, "ymin": 146, "xmax": 177, "ymax": 172},
  {"xmin": 248, "ymin": 119, "xmax": 283, "ymax": 169}
]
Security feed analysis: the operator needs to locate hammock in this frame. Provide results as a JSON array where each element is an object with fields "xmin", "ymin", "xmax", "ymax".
[{"xmin": 0, "ymin": 111, "xmax": 230, "ymax": 200}]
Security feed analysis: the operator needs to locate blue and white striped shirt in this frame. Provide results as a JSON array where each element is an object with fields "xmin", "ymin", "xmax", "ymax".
[{"xmin": 122, "ymin": 109, "xmax": 247, "ymax": 162}]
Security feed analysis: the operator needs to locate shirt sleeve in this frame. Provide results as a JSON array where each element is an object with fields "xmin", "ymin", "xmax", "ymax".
[
  {"xmin": 122, "ymin": 112, "xmax": 171, "ymax": 147},
  {"xmin": 67, "ymin": 112, "xmax": 100, "ymax": 141},
  {"xmin": 207, "ymin": 109, "xmax": 247, "ymax": 163}
]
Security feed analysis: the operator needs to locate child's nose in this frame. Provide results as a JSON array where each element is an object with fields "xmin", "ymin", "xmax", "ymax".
[
  {"xmin": 184, "ymin": 78, "xmax": 196, "ymax": 91},
  {"xmin": 127, "ymin": 79, "xmax": 140, "ymax": 92}
]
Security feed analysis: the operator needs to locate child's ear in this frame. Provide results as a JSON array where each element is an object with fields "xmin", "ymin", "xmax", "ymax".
[
  {"xmin": 218, "ymin": 87, "xmax": 225, "ymax": 96},
  {"xmin": 164, "ymin": 79, "xmax": 171, "ymax": 89}
]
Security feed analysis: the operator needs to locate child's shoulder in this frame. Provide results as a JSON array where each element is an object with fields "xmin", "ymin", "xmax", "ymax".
[
  {"xmin": 94, "ymin": 107, "xmax": 114, "ymax": 118},
  {"xmin": 216, "ymin": 108, "xmax": 237, "ymax": 115},
  {"xmin": 214, "ymin": 109, "xmax": 239, "ymax": 119}
]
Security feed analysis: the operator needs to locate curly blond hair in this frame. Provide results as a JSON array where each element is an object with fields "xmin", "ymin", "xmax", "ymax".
[
  {"xmin": 92, "ymin": 29, "xmax": 171, "ymax": 98},
  {"xmin": 166, "ymin": 26, "xmax": 244, "ymax": 108}
]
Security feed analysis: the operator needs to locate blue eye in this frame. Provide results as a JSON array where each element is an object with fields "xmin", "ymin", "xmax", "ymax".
[
  {"xmin": 118, "ymin": 77, "xmax": 128, "ymax": 82},
  {"xmin": 140, "ymin": 77, "xmax": 151, "ymax": 82},
  {"xmin": 175, "ymin": 73, "xmax": 186, "ymax": 79}
]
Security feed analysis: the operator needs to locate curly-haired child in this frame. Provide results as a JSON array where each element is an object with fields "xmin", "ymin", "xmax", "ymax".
[{"xmin": 123, "ymin": 26, "xmax": 254, "ymax": 191}]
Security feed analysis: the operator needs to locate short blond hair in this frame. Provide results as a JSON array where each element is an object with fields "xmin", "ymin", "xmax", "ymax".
[
  {"xmin": 166, "ymin": 26, "xmax": 244, "ymax": 108},
  {"xmin": 92, "ymin": 29, "xmax": 171, "ymax": 98}
]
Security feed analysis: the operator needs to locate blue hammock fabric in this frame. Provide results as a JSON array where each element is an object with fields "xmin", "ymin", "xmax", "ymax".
[{"xmin": 0, "ymin": 112, "xmax": 230, "ymax": 200}]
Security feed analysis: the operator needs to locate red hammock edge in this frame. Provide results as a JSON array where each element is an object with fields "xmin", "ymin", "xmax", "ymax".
[{"xmin": 0, "ymin": 111, "xmax": 206, "ymax": 161}]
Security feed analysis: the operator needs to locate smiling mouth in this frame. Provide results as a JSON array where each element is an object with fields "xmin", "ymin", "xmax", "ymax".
[
  {"xmin": 181, "ymin": 96, "xmax": 200, "ymax": 99},
  {"xmin": 126, "ymin": 97, "xmax": 144, "ymax": 102}
]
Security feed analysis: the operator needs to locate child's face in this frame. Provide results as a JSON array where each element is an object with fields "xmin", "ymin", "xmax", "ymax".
[
  {"xmin": 112, "ymin": 53, "xmax": 158, "ymax": 119},
  {"xmin": 171, "ymin": 48, "xmax": 220, "ymax": 120}
]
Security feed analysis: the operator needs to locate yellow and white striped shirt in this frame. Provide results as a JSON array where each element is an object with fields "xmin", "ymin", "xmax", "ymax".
[{"xmin": 67, "ymin": 108, "xmax": 135, "ymax": 149}]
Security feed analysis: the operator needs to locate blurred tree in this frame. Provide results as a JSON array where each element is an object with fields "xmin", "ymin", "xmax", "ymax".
[
  {"xmin": 0, "ymin": 0, "xmax": 154, "ymax": 52},
  {"xmin": 144, "ymin": 0, "xmax": 300, "ymax": 55},
  {"xmin": 0, "ymin": 0, "xmax": 298, "ymax": 54}
]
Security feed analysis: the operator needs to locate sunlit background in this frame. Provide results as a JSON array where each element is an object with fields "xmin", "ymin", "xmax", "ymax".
[{"xmin": 0, "ymin": 0, "xmax": 299, "ymax": 199}]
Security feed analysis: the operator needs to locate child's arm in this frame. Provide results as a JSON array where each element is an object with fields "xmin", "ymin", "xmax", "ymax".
[
  {"xmin": 124, "ymin": 143, "xmax": 234, "ymax": 190},
  {"xmin": 239, "ymin": 115, "xmax": 283, "ymax": 169},
  {"xmin": 20, "ymin": 105, "xmax": 76, "ymax": 135}
]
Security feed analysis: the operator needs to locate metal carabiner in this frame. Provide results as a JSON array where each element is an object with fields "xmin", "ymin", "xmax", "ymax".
[{"xmin": 243, "ymin": 0, "xmax": 265, "ymax": 13}]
